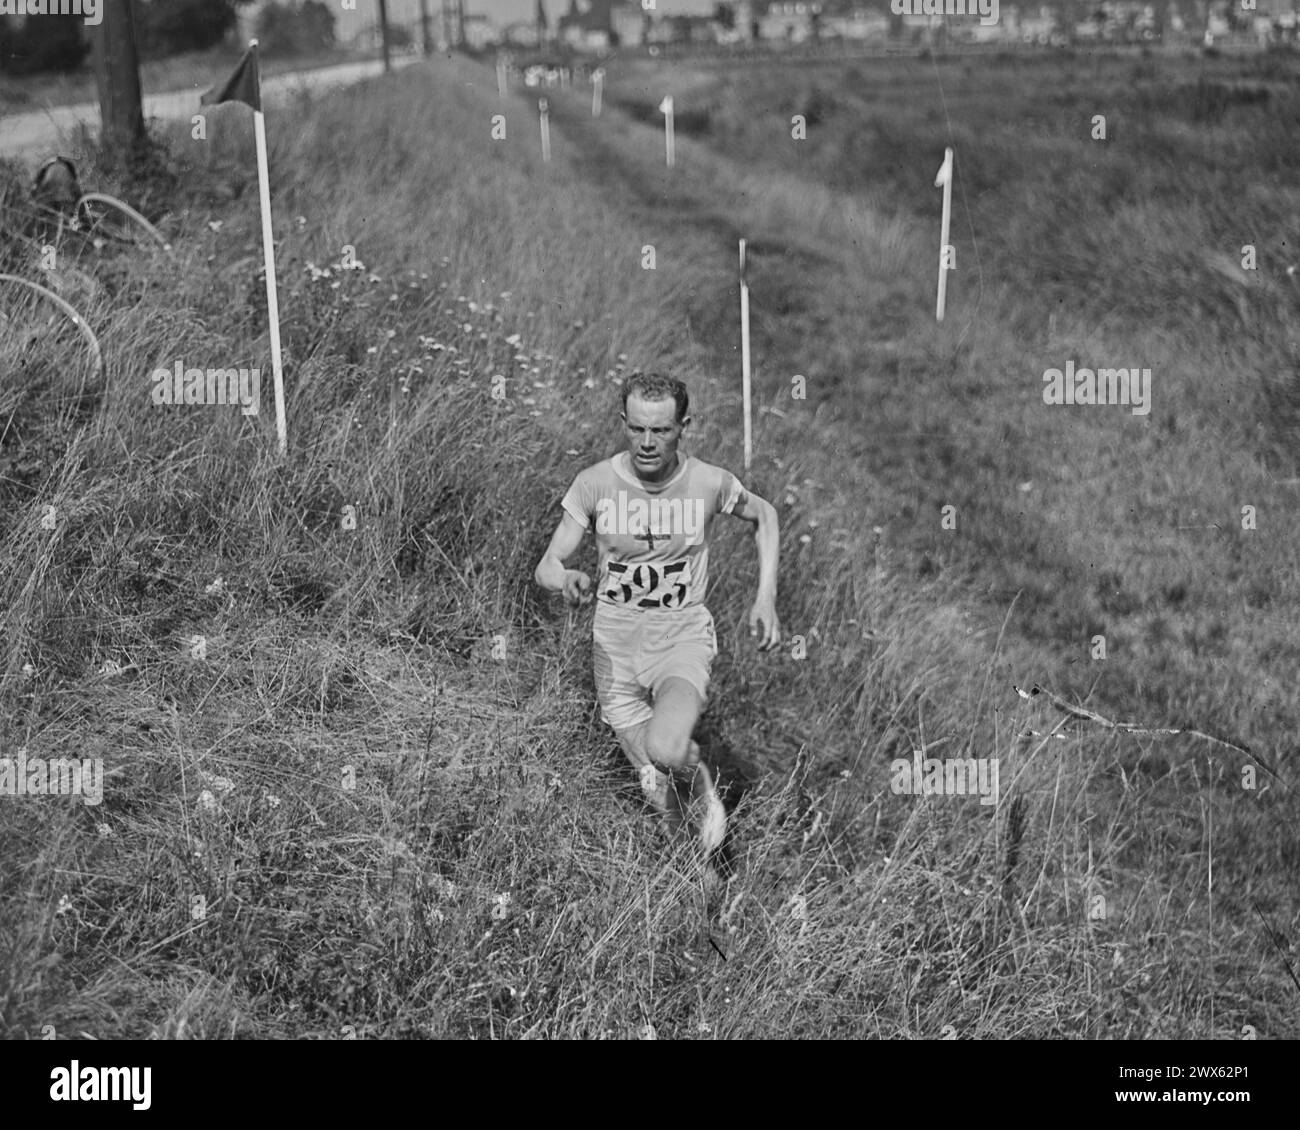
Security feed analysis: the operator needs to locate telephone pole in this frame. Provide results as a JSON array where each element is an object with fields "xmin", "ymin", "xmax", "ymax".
[
  {"xmin": 420, "ymin": 0, "xmax": 433, "ymax": 55},
  {"xmin": 377, "ymin": 0, "xmax": 391, "ymax": 71},
  {"xmin": 90, "ymin": 0, "xmax": 145, "ymax": 160}
]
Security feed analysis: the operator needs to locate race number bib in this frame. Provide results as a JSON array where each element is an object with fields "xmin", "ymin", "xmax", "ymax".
[{"xmin": 603, "ymin": 558, "xmax": 692, "ymax": 609}]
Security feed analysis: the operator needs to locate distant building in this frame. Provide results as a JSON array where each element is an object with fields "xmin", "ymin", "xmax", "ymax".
[
  {"xmin": 463, "ymin": 14, "xmax": 499, "ymax": 49},
  {"xmin": 612, "ymin": 4, "xmax": 646, "ymax": 45},
  {"xmin": 559, "ymin": 0, "xmax": 645, "ymax": 48},
  {"xmin": 501, "ymin": 22, "xmax": 544, "ymax": 48},
  {"xmin": 821, "ymin": 6, "xmax": 890, "ymax": 39},
  {"xmin": 1017, "ymin": 4, "xmax": 1058, "ymax": 42},
  {"xmin": 758, "ymin": 1, "xmax": 818, "ymax": 41}
]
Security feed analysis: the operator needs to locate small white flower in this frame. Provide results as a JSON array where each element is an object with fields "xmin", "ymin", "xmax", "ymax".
[
  {"xmin": 491, "ymin": 892, "xmax": 512, "ymax": 920},
  {"xmin": 264, "ymin": 793, "xmax": 281, "ymax": 809},
  {"xmin": 207, "ymin": 220, "xmax": 223, "ymax": 233},
  {"xmin": 206, "ymin": 774, "xmax": 236, "ymax": 796},
  {"xmin": 196, "ymin": 789, "xmax": 218, "ymax": 813},
  {"xmin": 99, "ymin": 660, "xmax": 123, "ymax": 677},
  {"xmin": 799, "ymin": 534, "xmax": 811, "ymax": 545},
  {"xmin": 56, "ymin": 895, "xmax": 73, "ymax": 915},
  {"xmin": 639, "ymin": 1024, "xmax": 657, "ymax": 1040},
  {"xmin": 96, "ymin": 823, "xmax": 112, "ymax": 838}
]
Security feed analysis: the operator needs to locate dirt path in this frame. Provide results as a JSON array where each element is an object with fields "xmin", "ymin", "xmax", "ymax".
[{"xmin": 0, "ymin": 56, "xmax": 420, "ymax": 163}]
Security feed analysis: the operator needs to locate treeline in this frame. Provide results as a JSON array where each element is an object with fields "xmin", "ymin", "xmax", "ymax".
[{"xmin": 0, "ymin": 0, "xmax": 337, "ymax": 77}]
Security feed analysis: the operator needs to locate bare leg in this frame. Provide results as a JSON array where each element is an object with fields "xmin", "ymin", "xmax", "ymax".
[
  {"xmin": 617, "ymin": 722, "xmax": 687, "ymax": 834},
  {"xmin": 643, "ymin": 679, "xmax": 726, "ymax": 854}
]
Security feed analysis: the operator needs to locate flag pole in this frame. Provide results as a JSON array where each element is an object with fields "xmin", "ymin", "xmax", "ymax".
[
  {"xmin": 248, "ymin": 39, "xmax": 288, "ymax": 457},
  {"xmin": 539, "ymin": 97, "xmax": 550, "ymax": 162},
  {"xmin": 592, "ymin": 67, "xmax": 603, "ymax": 117},
  {"xmin": 935, "ymin": 146, "xmax": 953, "ymax": 323},
  {"xmin": 660, "ymin": 94, "xmax": 675, "ymax": 168},
  {"xmin": 740, "ymin": 238, "xmax": 752, "ymax": 472}
]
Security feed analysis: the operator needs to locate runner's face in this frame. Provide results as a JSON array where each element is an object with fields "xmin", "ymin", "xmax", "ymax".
[{"xmin": 622, "ymin": 393, "xmax": 685, "ymax": 482}]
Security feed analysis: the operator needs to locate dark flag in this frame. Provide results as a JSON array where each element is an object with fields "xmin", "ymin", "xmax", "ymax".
[{"xmin": 200, "ymin": 43, "xmax": 262, "ymax": 113}]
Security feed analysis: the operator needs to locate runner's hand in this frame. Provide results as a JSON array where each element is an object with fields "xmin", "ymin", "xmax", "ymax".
[
  {"xmin": 749, "ymin": 595, "xmax": 780, "ymax": 651},
  {"xmin": 563, "ymin": 570, "xmax": 593, "ymax": 607}
]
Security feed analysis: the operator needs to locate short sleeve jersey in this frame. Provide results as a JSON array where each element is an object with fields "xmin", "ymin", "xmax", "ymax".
[{"xmin": 560, "ymin": 451, "xmax": 746, "ymax": 612}]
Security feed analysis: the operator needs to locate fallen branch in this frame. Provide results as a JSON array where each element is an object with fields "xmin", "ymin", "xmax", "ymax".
[{"xmin": 1013, "ymin": 682, "xmax": 1286, "ymax": 791}]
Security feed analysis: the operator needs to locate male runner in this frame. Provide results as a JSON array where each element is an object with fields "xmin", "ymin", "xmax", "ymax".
[{"xmin": 534, "ymin": 372, "xmax": 781, "ymax": 853}]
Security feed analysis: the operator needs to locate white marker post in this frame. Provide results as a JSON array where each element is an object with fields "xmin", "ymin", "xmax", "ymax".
[
  {"xmin": 231, "ymin": 40, "xmax": 289, "ymax": 459},
  {"xmin": 740, "ymin": 238, "xmax": 752, "ymax": 472},
  {"xmin": 659, "ymin": 94, "xmax": 674, "ymax": 168},
  {"xmin": 934, "ymin": 146, "xmax": 953, "ymax": 323},
  {"xmin": 497, "ymin": 56, "xmax": 507, "ymax": 98},
  {"xmin": 539, "ymin": 97, "xmax": 550, "ymax": 163},
  {"xmin": 199, "ymin": 41, "xmax": 285, "ymax": 454},
  {"xmin": 592, "ymin": 67, "xmax": 603, "ymax": 117}
]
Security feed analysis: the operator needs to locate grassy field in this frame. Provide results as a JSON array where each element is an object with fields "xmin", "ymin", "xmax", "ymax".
[{"xmin": 0, "ymin": 44, "xmax": 1296, "ymax": 1039}]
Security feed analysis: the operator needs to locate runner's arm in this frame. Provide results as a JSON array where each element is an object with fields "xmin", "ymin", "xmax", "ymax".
[
  {"xmin": 729, "ymin": 489, "xmax": 779, "ymax": 600},
  {"xmin": 534, "ymin": 511, "xmax": 587, "ymax": 593}
]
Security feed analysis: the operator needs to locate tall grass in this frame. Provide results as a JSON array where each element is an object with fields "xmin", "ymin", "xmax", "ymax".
[{"xmin": 0, "ymin": 50, "xmax": 1294, "ymax": 1039}]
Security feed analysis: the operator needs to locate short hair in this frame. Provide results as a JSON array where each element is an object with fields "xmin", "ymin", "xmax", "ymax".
[{"xmin": 621, "ymin": 371, "xmax": 689, "ymax": 426}]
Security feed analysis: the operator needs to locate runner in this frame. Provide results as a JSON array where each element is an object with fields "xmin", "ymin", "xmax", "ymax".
[{"xmin": 534, "ymin": 372, "xmax": 781, "ymax": 854}]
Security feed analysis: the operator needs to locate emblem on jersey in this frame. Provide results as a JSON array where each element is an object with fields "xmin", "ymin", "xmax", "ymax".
[{"xmin": 593, "ymin": 492, "xmax": 705, "ymax": 548}]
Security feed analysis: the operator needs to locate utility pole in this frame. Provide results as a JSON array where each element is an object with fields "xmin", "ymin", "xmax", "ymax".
[
  {"xmin": 90, "ymin": 0, "xmax": 145, "ymax": 160},
  {"xmin": 457, "ymin": 0, "xmax": 467, "ymax": 49},
  {"xmin": 378, "ymin": 0, "xmax": 391, "ymax": 71},
  {"xmin": 420, "ymin": 0, "xmax": 433, "ymax": 55}
]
